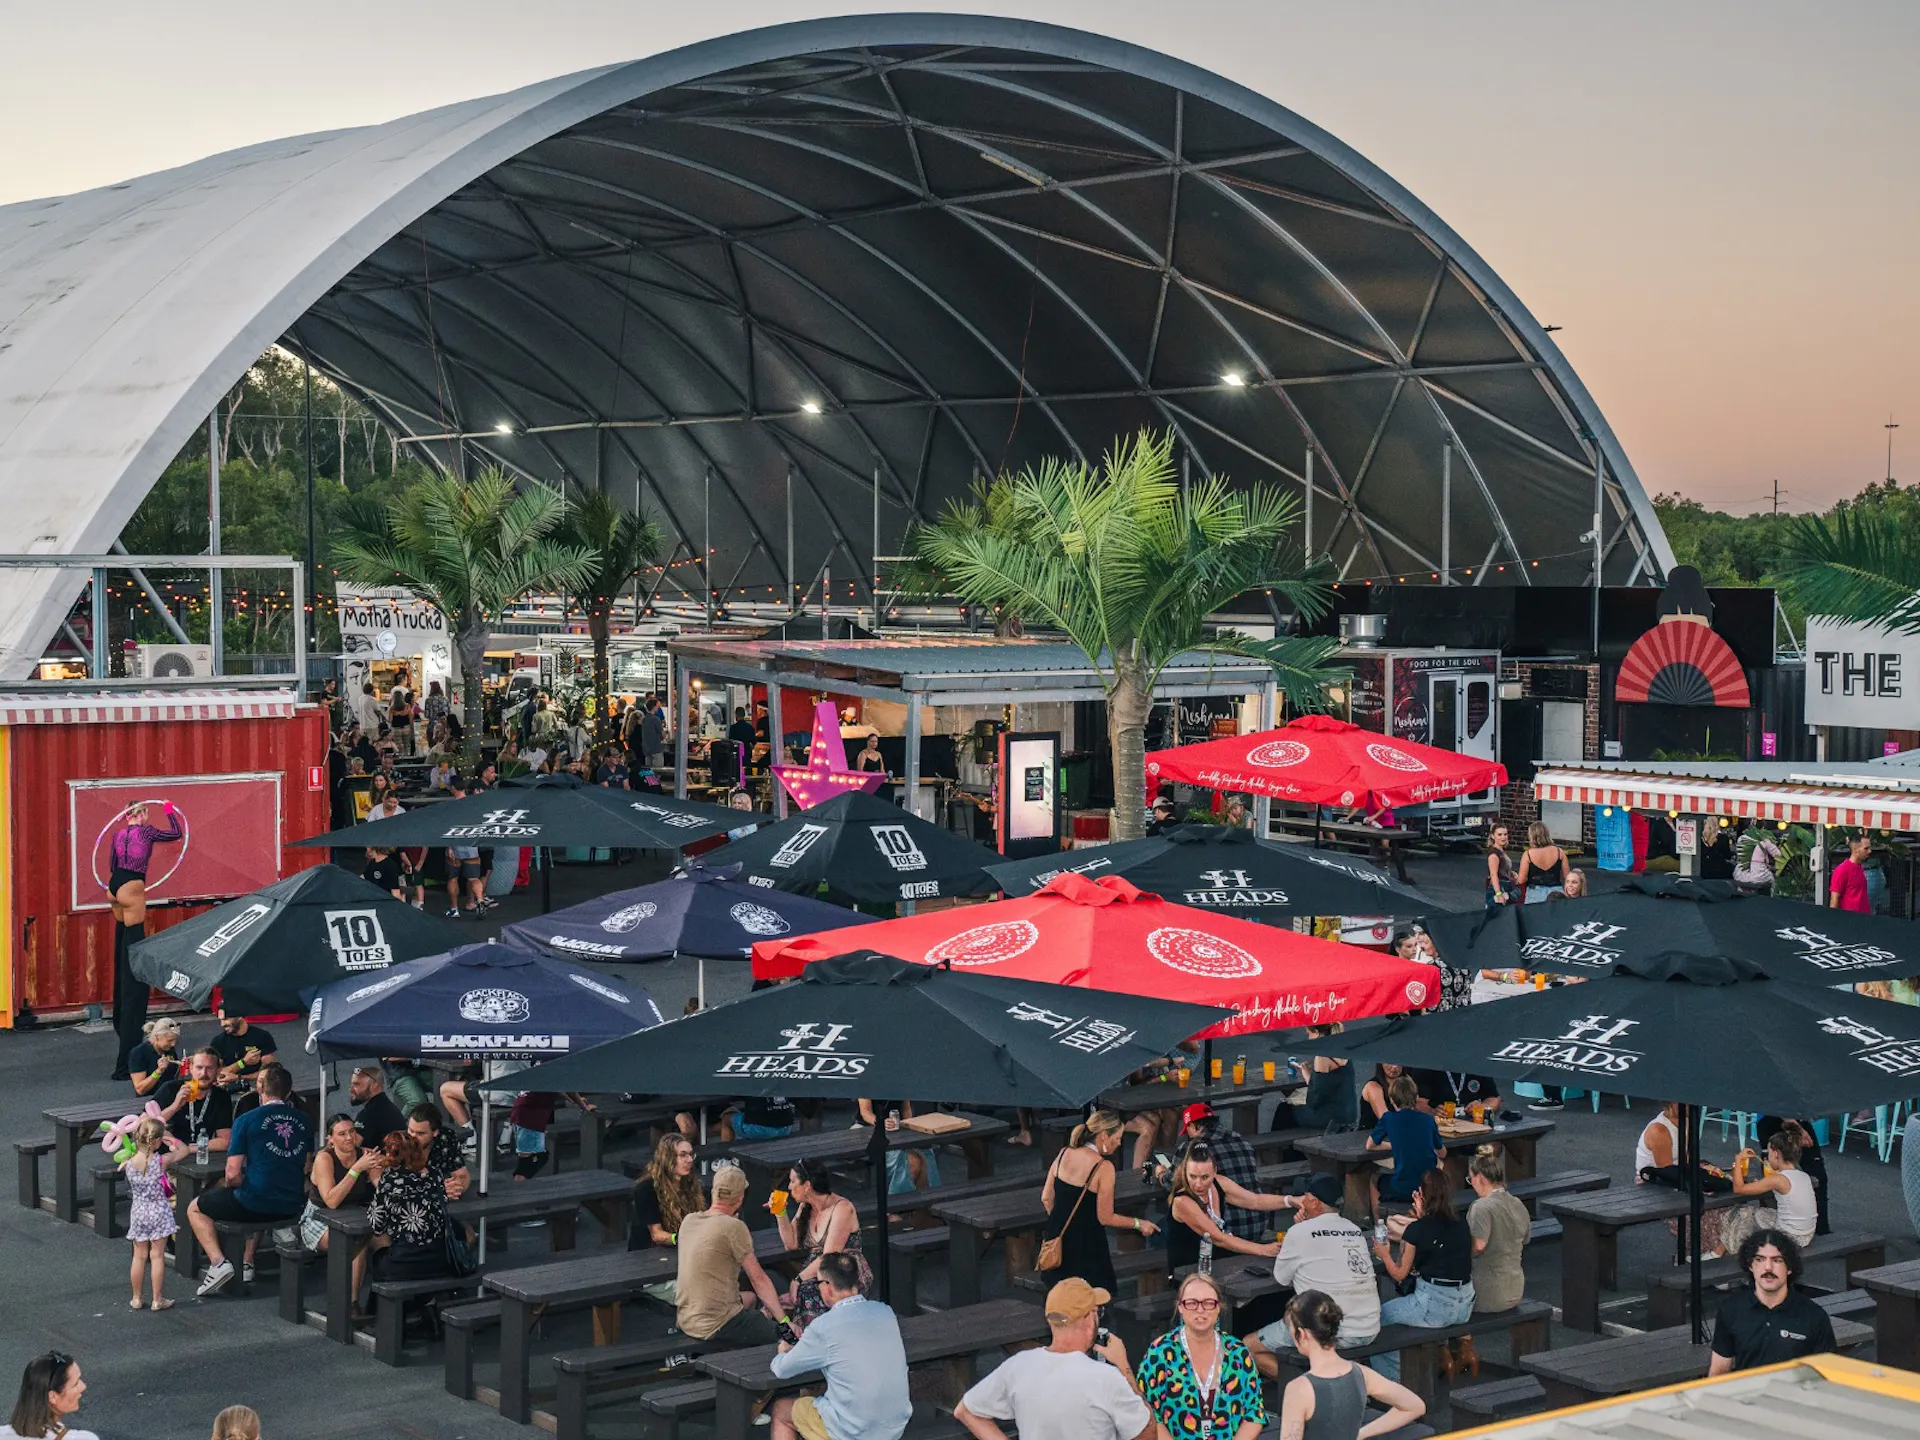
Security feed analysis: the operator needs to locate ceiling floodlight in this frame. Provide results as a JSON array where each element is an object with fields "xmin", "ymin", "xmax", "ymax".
[
  {"xmin": 494, "ymin": 421, "xmax": 515, "ymax": 434},
  {"xmin": 1221, "ymin": 371, "xmax": 1247, "ymax": 387},
  {"xmin": 800, "ymin": 401, "xmax": 823, "ymax": 415}
]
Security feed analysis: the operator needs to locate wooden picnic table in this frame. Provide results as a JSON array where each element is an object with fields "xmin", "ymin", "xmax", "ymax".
[
  {"xmin": 1543, "ymin": 1185, "xmax": 1744, "ymax": 1333},
  {"xmin": 1093, "ymin": 1071, "xmax": 1299, "ymax": 1139},
  {"xmin": 1269, "ymin": 816, "xmax": 1420, "ymax": 883},
  {"xmin": 316, "ymin": 1169, "xmax": 633, "ymax": 1346},
  {"xmin": 696, "ymin": 1296, "xmax": 1050, "ymax": 1435},
  {"xmin": 1849, "ymin": 1259, "xmax": 1920, "ymax": 1370},
  {"xmin": 484, "ymin": 1227, "xmax": 797, "ymax": 1423},
  {"xmin": 729, "ymin": 1111, "xmax": 1007, "ymax": 1228},
  {"xmin": 1292, "ymin": 1115, "xmax": 1553, "ymax": 1221},
  {"xmin": 1518, "ymin": 1316, "xmax": 1872, "ymax": 1409},
  {"xmin": 43, "ymin": 1098, "xmax": 156, "ymax": 1224}
]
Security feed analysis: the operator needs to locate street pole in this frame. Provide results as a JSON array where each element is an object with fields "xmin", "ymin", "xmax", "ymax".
[
  {"xmin": 304, "ymin": 356, "xmax": 316, "ymax": 686},
  {"xmin": 1590, "ymin": 446, "xmax": 1604, "ymax": 662},
  {"xmin": 208, "ymin": 411, "xmax": 223, "ymax": 676}
]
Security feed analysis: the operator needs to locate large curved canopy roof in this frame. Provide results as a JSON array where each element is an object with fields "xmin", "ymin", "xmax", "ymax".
[{"xmin": 0, "ymin": 14, "xmax": 1672, "ymax": 678}]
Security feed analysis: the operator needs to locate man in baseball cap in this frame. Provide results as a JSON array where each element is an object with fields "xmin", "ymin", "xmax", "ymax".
[
  {"xmin": 1247, "ymin": 1171, "xmax": 1381, "ymax": 1378},
  {"xmin": 957, "ymin": 1277, "xmax": 1152, "ymax": 1439}
]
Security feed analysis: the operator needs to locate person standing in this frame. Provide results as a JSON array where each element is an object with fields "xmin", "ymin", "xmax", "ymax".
[
  {"xmin": 955, "ymin": 1278, "xmax": 1153, "ymax": 1440},
  {"xmin": 1830, "ymin": 832, "xmax": 1873, "ymax": 913},
  {"xmin": 1515, "ymin": 821, "xmax": 1568, "ymax": 903},
  {"xmin": 122, "ymin": 1117, "xmax": 190, "ymax": 1310},
  {"xmin": 1274, "ymin": 1292, "xmax": 1424, "ymax": 1440},
  {"xmin": 1136, "ymin": 1272, "xmax": 1266, "ymax": 1439},
  {"xmin": 387, "ymin": 667, "xmax": 416, "ymax": 756},
  {"xmin": 1482, "ymin": 823, "xmax": 1515, "ymax": 907},
  {"xmin": 107, "ymin": 799, "xmax": 184, "ymax": 1079},
  {"xmin": 1039, "ymin": 1110, "xmax": 1159, "ymax": 1295},
  {"xmin": 769, "ymin": 1251, "xmax": 914, "ymax": 1440},
  {"xmin": 2, "ymin": 1353, "xmax": 99, "ymax": 1440},
  {"xmin": 1707, "ymin": 1229, "xmax": 1836, "ymax": 1374},
  {"xmin": 641, "ymin": 696, "xmax": 669, "ymax": 770}
]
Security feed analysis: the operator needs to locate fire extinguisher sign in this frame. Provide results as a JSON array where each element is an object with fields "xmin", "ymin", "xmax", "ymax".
[{"xmin": 309, "ymin": 766, "xmax": 326, "ymax": 791}]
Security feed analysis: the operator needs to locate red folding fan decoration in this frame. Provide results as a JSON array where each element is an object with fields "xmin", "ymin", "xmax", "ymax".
[{"xmin": 1615, "ymin": 621, "xmax": 1750, "ymax": 708}]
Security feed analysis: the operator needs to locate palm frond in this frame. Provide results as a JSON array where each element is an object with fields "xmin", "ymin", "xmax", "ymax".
[{"xmin": 1780, "ymin": 510, "xmax": 1920, "ymax": 633}]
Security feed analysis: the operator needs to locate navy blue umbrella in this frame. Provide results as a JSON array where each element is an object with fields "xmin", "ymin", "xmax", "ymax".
[{"xmin": 501, "ymin": 861, "xmax": 863, "ymax": 1004}]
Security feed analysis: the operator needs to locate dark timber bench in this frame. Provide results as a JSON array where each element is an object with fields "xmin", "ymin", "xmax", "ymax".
[
  {"xmin": 1853, "ymin": 1259, "xmax": 1920, "ymax": 1370},
  {"xmin": 371, "ymin": 1273, "xmax": 491, "ymax": 1365},
  {"xmin": 1450, "ymin": 1169, "xmax": 1610, "ymax": 1218},
  {"xmin": 442, "ymin": 1298, "xmax": 503, "ymax": 1400},
  {"xmin": 1270, "ymin": 1298, "xmax": 1556, "ymax": 1404},
  {"xmin": 1012, "ymin": 1246, "xmax": 1169, "ymax": 1299},
  {"xmin": 1644, "ymin": 1230, "xmax": 1886, "ymax": 1328},
  {"xmin": 1521, "ymin": 1314, "xmax": 1873, "ymax": 1410},
  {"xmin": 549, "ymin": 1336, "xmax": 708, "ymax": 1440},
  {"xmin": 89, "ymin": 1163, "xmax": 128, "ymax": 1239},
  {"xmin": 274, "ymin": 1240, "xmax": 325, "ymax": 1325},
  {"xmin": 207, "ymin": 1219, "xmax": 293, "ymax": 1293},
  {"xmin": 639, "ymin": 1379, "xmax": 719, "ymax": 1440},
  {"xmin": 1448, "ymin": 1375, "xmax": 1549, "ymax": 1422},
  {"xmin": 16, "ymin": 1138, "xmax": 55, "ymax": 1210}
]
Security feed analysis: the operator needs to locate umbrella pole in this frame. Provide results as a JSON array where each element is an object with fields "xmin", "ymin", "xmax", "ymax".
[
  {"xmin": 478, "ymin": 1089, "xmax": 491, "ymax": 1267},
  {"xmin": 1686, "ymin": 1102, "xmax": 1705, "ymax": 1345},
  {"xmin": 541, "ymin": 847, "xmax": 552, "ymax": 914},
  {"xmin": 698, "ymin": 956, "xmax": 706, "ymax": 1012},
  {"xmin": 868, "ymin": 1119, "xmax": 890, "ymax": 1306},
  {"xmin": 1203, "ymin": 1038, "xmax": 1214, "ymax": 1094}
]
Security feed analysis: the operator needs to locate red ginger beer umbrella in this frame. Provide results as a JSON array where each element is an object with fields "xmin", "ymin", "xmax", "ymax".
[
  {"xmin": 1145, "ymin": 713, "xmax": 1508, "ymax": 810},
  {"xmin": 750, "ymin": 872, "xmax": 1439, "ymax": 1039}
]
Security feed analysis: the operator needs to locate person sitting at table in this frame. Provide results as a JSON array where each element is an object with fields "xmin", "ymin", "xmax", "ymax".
[
  {"xmin": 772, "ymin": 1161, "xmax": 873, "ymax": 1337},
  {"xmin": 1756, "ymin": 1116, "xmax": 1829, "ymax": 1235},
  {"xmin": 308, "ymin": 1113, "xmax": 380, "ymax": 1300},
  {"xmin": 1394, "ymin": 924, "xmax": 1469, "ymax": 1010},
  {"xmin": 366, "ymin": 1130, "xmax": 452, "ymax": 1282},
  {"xmin": 156, "ymin": 1048, "xmax": 235, "ymax": 1153},
  {"xmin": 1370, "ymin": 1169, "xmax": 1475, "ymax": 1381},
  {"xmin": 629, "ymin": 1135, "xmax": 705, "ymax": 1305},
  {"xmin": 348, "ymin": 1066, "xmax": 407, "ymax": 1150},
  {"xmin": 126, "ymin": 1017, "xmax": 184, "ymax": 1097},
  {"xmin": 190, "ymin": 1064, "xmax": 312, "ymax": 1297},
  {"xmin": 1721, "ymin": 1128, "xmax": 1819, "ymax": 1251},
  {"xmin": 1248, "ymin": 1176, "xmax": 1382, "ymax": 1378},
  {"xmin": 853, "ymin": 734, "xmax": 886, "ymax": 773},
  {"xmin": 1637, "ymin": 1101, "xmax": 1729, "ymax": 1256},
  {"xmin": 1407, "ymin": 1066, "xmax": 1501, "ymax": 1118},
  {"xmin": 956, "ymin": 1277, "xmax": 1152, "ymax": 1440},
  {"xmin": 769, "ymin": 1250, "xmax": 913, "ymax": 1440},
  {"xmin": 1041, "ymin": 1111, "xmax": 1160, "ymax": 1295},
  {"xmin": 676, "ymin": 1165, "xmax": 793, "ymax": 1350},
  {"xmin": 1366, "ymin": 1075, "xmax": 1445, "ymax": 1219},
  {"xmin": 1224, "ymin": 796, "xmax": 1251, "ymax": 829},
  {"xmin": 1707, "ymin": 1228, "xmax": 1836, "ymax": 1374},
  {"xmin": 1274, "ymin": 1025, "xmax": 1358, "ymax": 1132},
  {"xmin": 1146, "ymin": 796, "xmax": 1178, "ymax": 835},
  {"xmin": 1466, "ymin": 1146, "xmax": 1531, "ymax": 1318},
  {"xmin": 731, "ymin": 1093, "xmax": 798, "ymax": 1142},
  {"xmin": 1168, "ymin": 1102, "xmax": 1265, "ymax": 1242},
  {"xmin": 1167, "ymin": 1145, "xmax": 1284, "ymax": 1276},
  {"xmin": 1273, "ymin": 1291, "xmax": 1425, "ymax": 1440},
  {"xmin": 1360, "ymin": 1062, "xmax": 1413, "ymax": 1126},
  {"xmin": 856, "ymin": 1099, "xmax": 938, "ymax": 1192},
  {"xmin": 1136, "ymin": 1271, "xmax": 1266, "ymax": 1440},
  {"xmin": 406, "ymin": 1104, "xmax": 469, "ymax": 1199},
  {"xmin": 210, "ymin": 1008, "xmax": 279, "ymax": 1091}
]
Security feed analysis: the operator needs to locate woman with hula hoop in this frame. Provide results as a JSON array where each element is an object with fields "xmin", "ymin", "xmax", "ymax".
[{"xmin": 108, "ymin": 800, "xmax": 183, "ymax": 1081}]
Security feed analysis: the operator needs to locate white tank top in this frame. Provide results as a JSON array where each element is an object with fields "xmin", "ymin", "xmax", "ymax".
[
  {"xmin": 1634, "ymin": 1113, "xmax": 1678, "ymax": 1178},
  {"xmin": 1774, "ymin": 1168, "xmax": 1817, "ymax": 1241}
]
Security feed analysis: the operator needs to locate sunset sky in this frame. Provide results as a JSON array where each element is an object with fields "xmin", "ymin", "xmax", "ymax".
[{"xmin": 4, "ymin": 0, "xmax": 1913, "ymax": 514}]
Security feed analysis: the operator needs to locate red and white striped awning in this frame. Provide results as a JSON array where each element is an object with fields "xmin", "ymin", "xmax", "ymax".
[
  {"xmin": 0, "ymin": 690, "xmax": 300, "ymax": 726},
  {"xmin": 1534, "ymin": 766, "xmax": 1920, "ymax": 832}
]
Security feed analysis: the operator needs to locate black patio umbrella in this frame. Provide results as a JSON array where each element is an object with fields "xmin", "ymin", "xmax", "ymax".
[
  {"xmin": 296, "ymin": 774, "xmax": 759, "ymax": 909},
  {"xmin": 985, "ymin": 824, "xmax": 1428, "ymax": 920},
  {"xmin": 501, "ymin": 860, "xmax": 862, "ymax": 1004},
  {"xmin": 128, "ymin": 863, "xmax": 462, "ymax": 1013},
  {"xmin": 480, "ymin": 950, "xmax": 1229, "ymax": 1294},
  {"xmin": 1294, "ymin": 950, "xmax": 1920, "ymax": 1339},
  {"xmin": 1422, "ymin": 873, "xmax": 1920, "ymax": 985},
  {"xmin": 709, "ymin": 792, "xmax": 1000, "ymax": 904}
]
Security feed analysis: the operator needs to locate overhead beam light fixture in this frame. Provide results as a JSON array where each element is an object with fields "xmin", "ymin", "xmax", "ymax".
[
  {"xmin": 800, "ymin": 401, "xmax": 823, "ymax": 415},
  {"xmin": 494, "ymin": 421, "xmax": 516, "ymax": 435},
  {"xmin": 1221, "ymin": 371, "xmax": 1247, "ymax": 387}
]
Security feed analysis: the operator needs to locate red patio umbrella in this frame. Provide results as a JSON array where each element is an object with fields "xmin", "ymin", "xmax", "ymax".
[
  {"xmin": 1145, "ymin": 713, "xmax": 1508, "ymax": 810},
  {"xmin": 750, "ymin": 872, "xmax": 1440, "ymax": 1039}
]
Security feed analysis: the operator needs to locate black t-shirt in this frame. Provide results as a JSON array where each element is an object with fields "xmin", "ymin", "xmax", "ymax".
[
  {"xmin": 363, "ymin": 854, "xmax": 406, "ymax": 893},
  {"xmin": 628, "ymin": 1177, "xmax": 663, "ymax": 1250},
  {"xmin": 127, "ymin": 1042, "xmax": 182, "ymax": 1082},
  {"xmin": 740, "ymin": 1095, "xmax": 797, "ymax": 1130},
  {"xmin": 1402, "ymin": 1214, "xmax": 1474, "ymax": 1284},
  {"xmin": 1409, "ymin": 1069, "xmax": 1500, "ymax": 1108},
  {"xmin": 209, "ymin": 1026, "xmax": 279, "ymax": 1077},
  {"xmin": 1710, "ymin": 1288, "xmax": 1836, "ymax": 1370},
  {"xmin": 728, "ymin": 720, "xmax": 758, "ymax": 750},
  {"xmin": 354, "ymin": 1091, "xmax": 407, "ymax": 1149},
  {"xmin": 596, "ymin": 763, "xmax": 628, "ymax": 788},
  {"xmin": 156, "ymin": 1076, "xmax": 235, "ymax": 1145}
]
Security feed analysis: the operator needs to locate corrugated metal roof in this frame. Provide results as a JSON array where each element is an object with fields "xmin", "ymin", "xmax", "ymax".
[
  {"xmin": 1541, "ymin": 756, "xmax": 1920, "ymax": 789},
  {"xmin": 1462, "ymin": 1364, "xmax": 1920, "ymax": 1437},
  {"xmin": 0, "ymin": 690, "xmax": 300, "ymax": 725},
  {"xmin": 668, "ymin": 636, "xmax": 1272, "ymax": 690}
]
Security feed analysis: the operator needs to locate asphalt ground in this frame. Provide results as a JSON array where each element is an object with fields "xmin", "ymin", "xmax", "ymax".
[{"xmin": 3, "ymin": 846, "xmax": 1915, "ymax": 1438}]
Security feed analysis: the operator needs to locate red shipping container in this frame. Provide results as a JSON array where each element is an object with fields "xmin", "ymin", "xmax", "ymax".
[{"xmin": 1, "ymin": 692, "xmax": 329, "ymax": 1026}]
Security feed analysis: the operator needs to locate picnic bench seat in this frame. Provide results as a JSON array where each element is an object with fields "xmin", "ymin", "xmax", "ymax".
[
  {"xmin": 208, "ymin": 1218, "xmax": 293, "ymax": 1293},
  {"xmin": 15, "ymin": 1137, "xmax": 55, "ymax": 1210},
  {"xmin": 1520, "ymin": 1315, "xmax": 1873, "ymax": 1409},
  {"xmin": 273, "ymin": 1239, "xmax": 327, "ymax": 1325},
  {"xmin": 1644, "ymin": 1230, "xmax": 1886, "ymax": 1328},
  {"xmin": 442, "ymin": 1298, "xmax": 504, "ymax": 1400},
  {"xmin": 889, "ymin": 1226, "xmax": 956, "ymax": 1315},
  {"xmin": 639, "ymin": 1378, "xmax": 718, "ymax": 1440},
  {"xmin": 1448, "ymin": 1375, "xmax": 1549, "ymax": 1421},
  {"xmin": 1449, "ymin": 1169, "xmax": 1610, "ymax": 1217},
  {"xmin": 1011, "ymin": 1246, "xmax": 1169, "ymax": 1299},
  {"xmin": 1270, "ymin": 1298, "xmax": 1556, "ymax": 1404},
  {"xmin": 549, "ymin": 1335, "xmax": 707, "ymax": 1440},
  {"xmin": 370, "ymin": 1273, "xmax": 491, "ymax": 1365},
  {"xmin": 1817, "ymin": 1288, "xmax": 1877, "ymax": 1321},
  {"xmin": 89, "ymin": 1162, "xmax": 127, "ymax": 1239}
]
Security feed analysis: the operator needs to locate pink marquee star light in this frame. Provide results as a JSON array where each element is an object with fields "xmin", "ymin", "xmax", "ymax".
[{"xmin": 774, "ymin": 701, "xmax": 886, "ymax": 808}]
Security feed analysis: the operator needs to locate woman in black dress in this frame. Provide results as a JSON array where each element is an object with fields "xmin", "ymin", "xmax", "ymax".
[{"xmin": 1038, "ymin": 1110, "xmax": 1159, "ymax": 1292}]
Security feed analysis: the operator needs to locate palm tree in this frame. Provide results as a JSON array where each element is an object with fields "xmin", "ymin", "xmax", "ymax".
[
  {"xmin": 333, "ymin": 469, "xmax": 594, "ymax": 748},
  {"xmin": 563, "ymin": 489, "xmax": 664, "ymax": 739},
  {"xmin": 907, "ymin": 429, "xmax": 1339, "ymax": 841},
  {"xmin": 1779, "ymin": 507, "xmax": 1920, "ymax": 634}
]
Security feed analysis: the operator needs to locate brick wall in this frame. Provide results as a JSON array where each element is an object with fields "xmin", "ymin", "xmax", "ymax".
[{"xmin": 1498, "ymin": 662, "xmax": 1602, "ymax": 850}]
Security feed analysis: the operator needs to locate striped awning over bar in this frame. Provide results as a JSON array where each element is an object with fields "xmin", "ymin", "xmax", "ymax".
[
  {"xmin": 1533, "ymin": 766, "xmax": 1920, "ymax": 832},
  {"xmin": 0, "ymin": 691, "xmax": 299, "ymax": 726}
]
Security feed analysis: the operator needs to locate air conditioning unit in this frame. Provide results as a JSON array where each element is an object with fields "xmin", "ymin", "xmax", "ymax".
[{"xmin": 134, "ymin": 644, "xmax": 215, "ymax": 679}]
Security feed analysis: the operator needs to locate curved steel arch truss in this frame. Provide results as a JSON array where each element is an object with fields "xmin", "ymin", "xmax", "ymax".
[{"xmin": 0, "ymin": 16, "xmax": 1671, "ymax": 676}]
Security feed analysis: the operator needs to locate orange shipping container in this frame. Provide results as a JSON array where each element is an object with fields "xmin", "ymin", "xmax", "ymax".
[{"xmin": 0, "ymin": 692, "xmax": 329, "ymax": 1025}]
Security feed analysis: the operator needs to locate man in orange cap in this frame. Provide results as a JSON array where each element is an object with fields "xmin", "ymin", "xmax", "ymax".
[{"xmin": 955, "ymin": 1277, "xmax": 1152, "ymax": 1440}]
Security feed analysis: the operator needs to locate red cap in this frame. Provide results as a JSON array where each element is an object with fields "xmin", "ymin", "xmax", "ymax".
[{"xmin": 1180, "ymin": 1102, "xmax": 1217, "ymax": 1128}]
